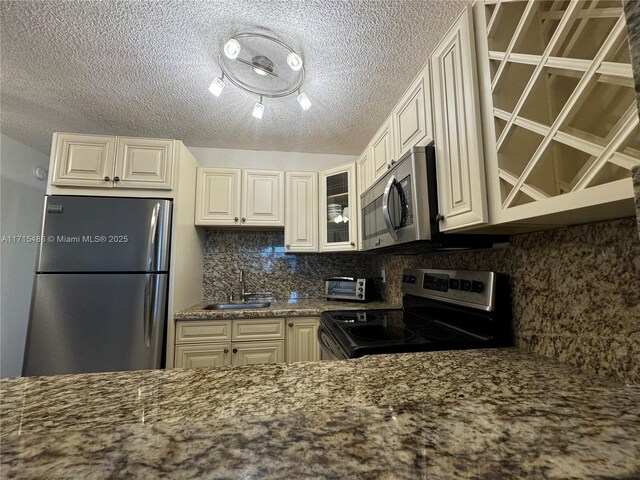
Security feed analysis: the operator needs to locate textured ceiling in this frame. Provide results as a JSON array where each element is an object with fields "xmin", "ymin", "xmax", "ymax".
[{"xmin": 0, "ymin": 0, "xmax": 465, "ymax": 156}]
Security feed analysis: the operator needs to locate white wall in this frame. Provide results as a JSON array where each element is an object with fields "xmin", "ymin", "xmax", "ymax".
[
  {"xmin": 0, "ymin": 135, "xmax": 48, "ymax": 377},
  {"xmin": 187, "ymin": 145, "xmax": 357, "ymax": 171}
]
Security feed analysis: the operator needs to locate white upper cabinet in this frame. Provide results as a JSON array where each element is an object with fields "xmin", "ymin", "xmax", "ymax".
[
  {"xmin": 285, "ymin": 171, "xmax": 319, "ymax": 252},
  {"xmin": 114, "ymin": 137, "xmax": 174, "ymax": 189},
  {"xmin": 370, "ymin": 117, "xmax": 394, "ymax": 180},
  {"xmin": 50, "ymin": 133, "xmax": 175, "ymax": 191},
  {"xmin": 195, "ymin": 168, "xmax": 242, "ymax": 226},
  {"xmin": 431, "ymin": 5, "xmax": 489, "ymax": 232},
  {"xmin": 357, "ymin": 150, "xmax": 374, "ymax": 194},
  {"xmin": 242, "ymin": 169, "xmax": 285, "ymax": 226},
  {"xmin": 356, "ymin": 151, "xmax": 373, "ymax": 250},
  {"xmin": 392, "ymin": 63, "xmax": 433, "ymax": 159},
  {"xmin": 195, "ymin": 168, "xmax": 283, "ymax": 227},
  {"xmin": 319, "ymin": 163, "xmax": 358, "ymax": 252},
  {"xmin": 51, "ymin": 133, "xmax": 116, "ymax": 188}
]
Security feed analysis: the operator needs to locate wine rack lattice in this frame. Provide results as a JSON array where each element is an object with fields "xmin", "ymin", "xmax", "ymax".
[{"xmin": 483, "ymin": 0, "xmax": 639, "ymax": 209}]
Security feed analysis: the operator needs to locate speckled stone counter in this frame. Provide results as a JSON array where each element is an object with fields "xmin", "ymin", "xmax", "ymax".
[
  {"xmin": 175, "ymin": 298, "xmax": 397, "ymax": 320},
  {"xmin": 2, "ymin": 349, "xmax": 639, "ymax": 478},
  {"xmin": 633, "ymin": 166, "xmax": 640, "ymax": 237}
]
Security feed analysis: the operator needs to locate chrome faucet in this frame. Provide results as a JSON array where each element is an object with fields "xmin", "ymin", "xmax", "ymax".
[
  {"xmin": 240, "ymin": 269, "xmax": 247, "ymax": 302},
  {"xmin": 238, "ymin": 270, "xmax": 271, "ymax": 303}
]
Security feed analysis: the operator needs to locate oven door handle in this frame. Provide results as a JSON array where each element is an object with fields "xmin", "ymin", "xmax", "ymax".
[{"xmin": 382, "ymin": 175, "xmax": 399, "ymax": 240}]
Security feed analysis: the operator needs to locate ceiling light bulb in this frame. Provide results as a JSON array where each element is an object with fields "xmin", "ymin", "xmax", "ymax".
[
  {"xmin": 252, "ymin": 101, "xmax": 264, "ymax": 119},
  {"xmin": 253, "ymin": 67, "xmax": 268, "ymax": 76},
  {"xmin": 297, "ymin": 92, "xmax": 312, "ymax": 110},
  {"xmin": 208, "ymin": 76, "xmax": 225, "ymax": 97},
  {"xmin": 224, "ymin": 38, "xmax": 241, "ymax": 59},
  {"xmin": 287, "ymin": 52, "xmax": 303, "ymax": 71}
]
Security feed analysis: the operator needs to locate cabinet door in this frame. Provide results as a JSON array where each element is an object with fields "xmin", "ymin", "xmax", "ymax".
[
  {"xmin": 195, "ymin": 168, "xmax": 242, "ymax": 225},
  {"xmin": 242, "ymin": 170, "xmax": 284, "ymax": 226},
  {"xmin": 285, "ymin": 171, "xmax": 319, "ymax": 252},
  {"xmin": 370, "ymin": 118, "xmax": 393, "ymax": 180},
  {"xmin": 232, "ymin": 341, "xmax": 285, "ymax": 365},
  {"xmin": 393, "ymin": 64, "xmax": 432, "ymax": 158},
  {"xmin": 286, "ymin": 317, "xmax": 320, "ymax": 363},
  {"xmin": 356, "ymin": 151, "xmax": 372, "ymax": 250},
  {"xmin": 51, "ymin": 133, "xmax": 116, "ymax": 188},
  {"xmin": 319, "ymin": 163, "xmax": 358, "ymax": 252},
  {"xmin": 114, "ymin": 137, "xmax": 174, "ymax": 189},
  {"xmin": 431, "ymin": 6, "xmax": 488, "ymax": 232},
  {"xmin": 175, "ymin": 343, "xmax": 232, "ymax": 369},
  {"xmin": 357, "ymin": 150, "xmax": 373, "ymax": 194}
]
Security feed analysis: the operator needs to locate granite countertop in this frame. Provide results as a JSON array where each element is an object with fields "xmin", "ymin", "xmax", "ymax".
[
  {"xmin": 174, "ymin": 297, "xmax": 398, "ymax": 320},
  {"xmin": 2, "ymin": 348, "xmax": 639, "ymax": 478}
]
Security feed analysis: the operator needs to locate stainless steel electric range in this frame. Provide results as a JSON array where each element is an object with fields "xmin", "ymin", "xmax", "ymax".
[{"xmin": 318, "ymin": 268, "xmax": 512, "ymax": 360}]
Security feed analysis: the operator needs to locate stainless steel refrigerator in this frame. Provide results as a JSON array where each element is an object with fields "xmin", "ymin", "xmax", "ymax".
[{"xmin": 23, "ymin": 195, "xmax": 172, "ymax": 376}]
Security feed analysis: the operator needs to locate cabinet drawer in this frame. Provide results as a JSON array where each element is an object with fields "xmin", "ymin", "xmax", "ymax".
[
  {"xmin": 175, "ymin": 320, "xmax": 232, "ymax": 344},
  {"xmin": 232, "ymin": 318, "xmax": 285, "ymax": 341}
]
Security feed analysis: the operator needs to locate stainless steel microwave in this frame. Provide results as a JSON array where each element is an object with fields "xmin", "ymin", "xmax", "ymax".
[{"xmin": 360, "ymin": 146, "xmax": 506, "ymax": 253}]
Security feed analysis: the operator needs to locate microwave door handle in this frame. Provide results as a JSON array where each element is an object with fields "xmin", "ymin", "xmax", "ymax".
[{"xmin": 382, "ymin": 175, "xmax": 399, "ymax": 240}]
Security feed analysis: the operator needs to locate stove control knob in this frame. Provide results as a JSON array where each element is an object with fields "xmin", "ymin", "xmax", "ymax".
[
  {"xmin": 449, "ymin": 279, "xmax": 460, "ymax": 290},
  {"xmin": 357, "ymin": 293, "xmax": 363, "ymax": 298},
  {"xmin": 460, "ymin": 280, "xmax": 472, "ymax": 291},
  {"xmin": 471, "ymin": 281, "xmax": 484, "ymax": 293},
  {"xmin": 358, "ymin": 287, "xmax": 363, "ymax": 292}
]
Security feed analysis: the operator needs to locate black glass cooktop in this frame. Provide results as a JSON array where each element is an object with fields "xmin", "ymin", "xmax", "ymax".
[{"xmin": 321, "ymin": 308, "xmax": 496, "ymax": 358}]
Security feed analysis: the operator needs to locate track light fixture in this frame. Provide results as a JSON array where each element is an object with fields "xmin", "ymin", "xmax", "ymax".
[{"xmin": 209, "ymin": 33, "xmax": 312, "ymax": 119}]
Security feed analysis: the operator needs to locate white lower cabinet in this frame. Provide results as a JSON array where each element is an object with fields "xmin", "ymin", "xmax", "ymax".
[
  {"xmin": 175, "ymin": 343, "xmax": 232, "ymax": 368},
  {"xmin": 174, "ymin": 317, "xmax": 319, "ymax": 369},
  {"xmin": 286, "ymin": 317, "xmax": 320, "ymax": 363},
  {"xmin": 234, "ymin": 341, "xmax": 284, "ymax": 365},
  {"xmin": 174, "ymin": 318, "xmax": 286, "ymax": 369}
]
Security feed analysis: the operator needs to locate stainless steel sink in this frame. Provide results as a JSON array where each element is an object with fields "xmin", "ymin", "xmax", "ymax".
[{"xmin": 203, "ymin": 302, "xmax": 271, "ymax": 310}]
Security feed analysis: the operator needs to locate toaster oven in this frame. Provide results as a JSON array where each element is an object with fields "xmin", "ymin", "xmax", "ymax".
[{"xmin": 325, "ymin": 277, "xmax": 374, "ymax": 302}]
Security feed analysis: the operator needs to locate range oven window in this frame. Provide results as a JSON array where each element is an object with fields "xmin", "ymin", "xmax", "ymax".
[{"xmin": 362, "ymin": 174, "xmax": 413, "ymax": 240}]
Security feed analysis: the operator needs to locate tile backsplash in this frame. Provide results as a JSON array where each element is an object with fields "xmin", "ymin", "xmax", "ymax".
[
  {"xmin": 202, "ymin": 217, "xmax": 639, "ymax": 384},
  {"xmin": 203, "ymin": 231, "xmax": 382, "ymax": 302},
  {"xmin": 382, "ymin": 217, "xmax": 640, "ymax": 384}
]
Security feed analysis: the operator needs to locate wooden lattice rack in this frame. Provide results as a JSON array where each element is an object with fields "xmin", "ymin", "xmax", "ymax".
[{"xmin": 482, "ymin": 0, "xmax": 639, "ymax": 209}]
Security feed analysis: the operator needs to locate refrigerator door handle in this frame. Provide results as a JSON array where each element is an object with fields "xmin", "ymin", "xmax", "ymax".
[
  {"xmin": 143, "ymin": 273, "xmax": 160, "ymax": 348},
  {"xmin": 146, "ymin": 203, "xmax": 161, "ymax": 271}
]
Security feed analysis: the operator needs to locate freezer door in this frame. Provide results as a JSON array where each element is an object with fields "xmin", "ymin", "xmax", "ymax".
[
  {"xmin": 36, "ymin": 196, "xmax": 172, "ymax": 272},
  {"xmin": 23, "ymin": 273, "xmax": 167, "ymax": 376}
]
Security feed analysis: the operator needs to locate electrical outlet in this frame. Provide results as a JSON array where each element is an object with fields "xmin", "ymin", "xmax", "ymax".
[{"xmin": 381, "ymin": 268, "xmax": 386, "ymax": 283}]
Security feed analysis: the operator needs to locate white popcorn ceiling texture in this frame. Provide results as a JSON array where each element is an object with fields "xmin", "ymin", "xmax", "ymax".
[{"xmin": 0, "ymin": 0, "xmax": 466, "ymax": 155}]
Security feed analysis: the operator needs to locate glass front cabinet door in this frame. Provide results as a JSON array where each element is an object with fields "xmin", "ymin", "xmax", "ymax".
[{"xmin": 319, "ymin": 163, "xmax": 358, "ymax": 252}]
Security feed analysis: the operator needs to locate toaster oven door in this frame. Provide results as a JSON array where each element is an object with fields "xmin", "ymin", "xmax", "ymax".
[{"xmin": 325, "ymin": 278, "xmax": 358, "ymax": 300}]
